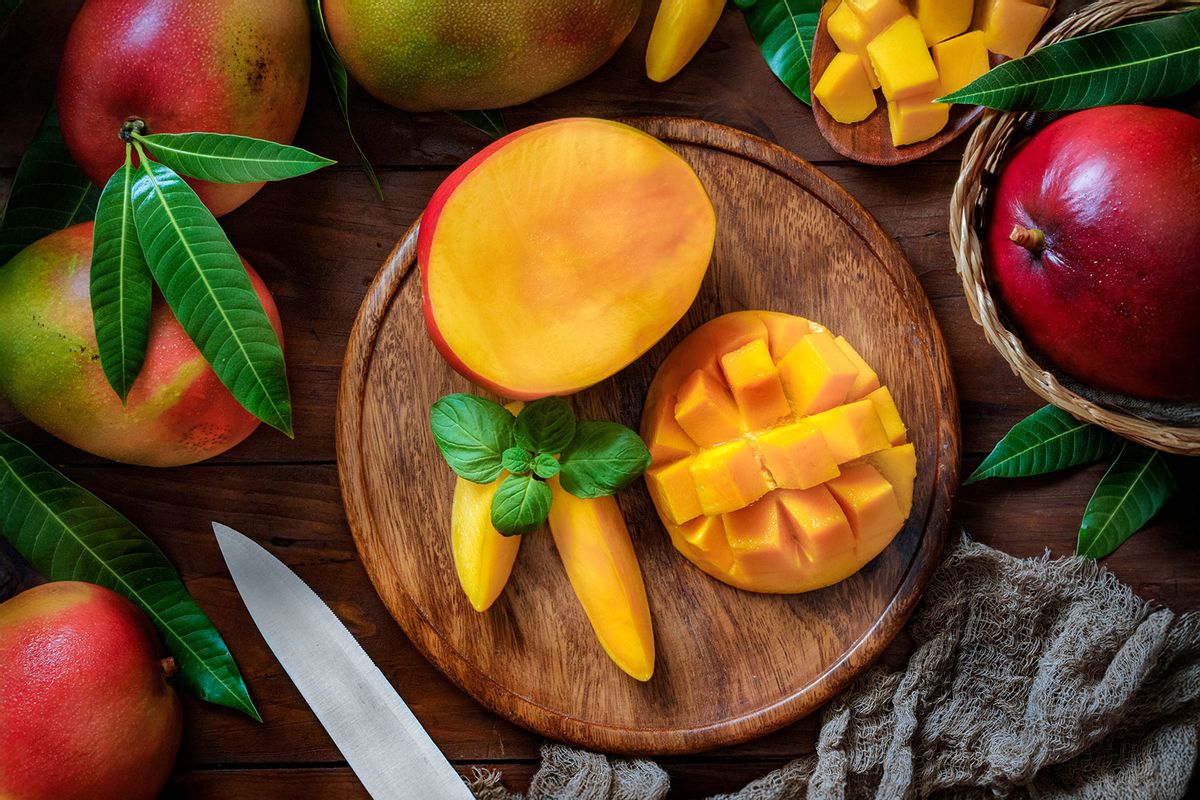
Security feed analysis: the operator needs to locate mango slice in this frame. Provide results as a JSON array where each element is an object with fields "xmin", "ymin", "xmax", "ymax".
[
  {"xmin": 826, "ymin": 2, "xmax": 882, "ymax": 88},
  {"xmin": 641, "ymin": 311, "xmax": 916, "ymax": 594},
  {"xmin": 845, "ymin": 0, "xmax": 907, "ymax": 33},
  {"xmin": 867, "ymin": 15, "xmax": 941, "ymax": 101},
  {"xmin": 982, "ymin": 0, "xmax": 1050, "ymax": 58},
  {"xmin": 887, "ymin": 90, "xmax": 951, "ymax": 146},
  {"xmin": 814, "ymin": 52, "xmax": 880, "ymax": 124},
  {"xmin": 646, "ymin": 0, "xmax": 725, "ymax": 82},
  {"xmin": 451, "ymin": 476, "xmax": 522, "ymax": 612},
  {"xmin": 912, "ymin": 0, "xmax": 972, "ymax": 45},
  {"xmin": 547, "ymin": 480, "xmax": 655, "ymax": 681},
  {"xmin": 932, "ymin": 30, "xmax": 990, "ymax": 95}
]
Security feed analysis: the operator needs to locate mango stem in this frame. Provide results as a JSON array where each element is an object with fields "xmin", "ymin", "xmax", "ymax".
[{"xmin": 1009, "ymin": 224, "xmax": 1045, "ymax": 252}]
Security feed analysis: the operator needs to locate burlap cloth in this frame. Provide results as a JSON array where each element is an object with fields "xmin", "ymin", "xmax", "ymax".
[{"xmin": 468, "ymin": 533, "xmax": 1200, "ymax": 799}]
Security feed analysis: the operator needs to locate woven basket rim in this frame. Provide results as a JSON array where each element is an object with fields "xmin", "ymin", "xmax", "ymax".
[{"xmin": 949, "ymin": 0, "xmax": 1200, "ymax": 455}]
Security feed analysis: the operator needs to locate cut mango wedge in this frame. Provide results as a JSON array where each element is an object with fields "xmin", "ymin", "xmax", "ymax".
[
  {"xmin": 451, "ymin": 476, "xmax": 521, "ymax": 612},
  {"xmin": 646, "ymin": 0, "xmax": 725, "ymax": 82},
  {"xmin": 547, "ymin": 479, "xmax": 655, "ymax": 681}
]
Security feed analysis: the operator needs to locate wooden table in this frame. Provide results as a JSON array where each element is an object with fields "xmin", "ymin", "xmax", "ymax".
[{"xmin": 2, "ymin": 2, "xmax": 1196, "ymax": 797}]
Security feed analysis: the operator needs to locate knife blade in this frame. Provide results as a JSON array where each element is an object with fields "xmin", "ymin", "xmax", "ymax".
[{"xmin": 212, "ymin": 522, "xmax": 474, "ymax": 800}]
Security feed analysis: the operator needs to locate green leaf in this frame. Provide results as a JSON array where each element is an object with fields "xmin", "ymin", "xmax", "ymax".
[
  {"xmin": 533, "ymin": 453, "xmax": 561, "ymax": 480},
  {"xmin": 0, "ymin": 106, "xmax": 100, "ymax": 265},
  {"xmin": 133, "ymin": 132, "xmax": 335, "ymax": 184},
  {"xmin": 430, "ymin": 394, "xmax": 515, "ymax": 483},
  {"xmin": 1077, "ymin": 442, "xmax": 1178, "ymax": 559},
  {"xmin": 514, "ymin": 397, "xmax": 576, "ymax": 455},
  {"xmin": 490, "ymin": 473, "xmax": 552, "ymax": 536},
  {"xmin": 502, "ymin": 447, "xmax": 533, "ymax": 475},
  {"xmin": 0, "ymin": 431, "xmax": 259, "ymax": 719},
  {"xmin": 558, "ymin": 420, "xmax": 652, "ymax": 499},
  {"xmin": 965, "ymin": 405, "xmax": 1117, "ymax": 484},
  {"xmin": 128, "ymin": 148, "xmax": 292, "ymax": 435},
  {"xmin": 737, "ymin": 0, "xmax": 822, "ymax": 105},
  {"xmin": 938, "ymin": 11, "xmax": 1200, "ymax": 110},
  {"xmin": 307, "ymin": 0, "xmax": 383, "ymax": 199},
  {"xmin": 447, "ymin": 110, "xmax": 509, "ymax": 139},
  {"xmin": 91, "ymin": 145, "xmax": 153, "ymax": 402}
]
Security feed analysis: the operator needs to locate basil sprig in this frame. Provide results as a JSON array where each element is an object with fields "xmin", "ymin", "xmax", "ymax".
[{"xmin": 430, "ymin": 394, "xmax": 650, "ymax": 536}]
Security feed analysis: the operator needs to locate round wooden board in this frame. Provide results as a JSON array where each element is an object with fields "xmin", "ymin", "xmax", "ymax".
[{"xmin": 337, "ymin": 117, "xmax": 960, "ymax": 755}]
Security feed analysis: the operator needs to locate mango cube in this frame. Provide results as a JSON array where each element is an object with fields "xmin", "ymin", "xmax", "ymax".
[
  {"xmin": 815, "ymin": 52, "xmax": 880, "ymax": 125},
  {"xmin": 689, "ymin": 440, "xmax": 771, "ymax": 516},
  {"xmin": 866, "ymin": 385, "xmax": 907, "ymax": 445},
  {"xmin": 643, "ymin": 394, "xmax": 697, "ymax": 465},
  {"xmin": 724, "ymin": 497, "xmax": 798, "ymax": 577},
  {"xmin": 982, "ymin": 0, "xmax": 1049, "ymax": 58},
  {"xmin": 932, "ymin": 30, "xmax": 990, "ymax": 95},
  {"xmin": 826, "ymin": 463, "xmax": 905, "ymax": 546},
  {"xmin": 808, "ymin": 398, "xmax": 890, "ymax": 463},
  {"xmin": 833, "ymin": 336, "xmax": 880, "ymax": 400},
  {"xmin": 864, "ymin": 442, "xmax": 917, "ymax": 516},
  {"xmin": 911, "ymin": 0, "xmax": 972, "ymax": 45},
  {"xmin": 679, "ymin": 515, "xmax": 735, "ymax": 572},
  {"xmin": 887, "ymin": 91, "xmax": 950, "ymax": 146},
  {"xmin": 756, "ymin": 420, "xmax": 841, "ymax": 490},
  {"xmin": 826, "ymin": 2, "xmax": 882, "ymax": 89},
  {"xmin": 778, "ymin": 330, "xmax": 858, "ymax": 415},
  {"xmin": 645, "ymin": 458, "xmax": 703, "ymax": 525},
  {"xmin": 778, "ymin": 486, "xmax": 855, "ymax": 562},
  {"xmin": 674, "ymin": 368, "xmax": 743, "ymax": 447},
  {"xmin": 867, "ymin": 15, "xmax": 941, "ymax": 101},
  {"xmin": 844, "ymin": 0, "xmax": 907, "ymax": 33},
  {"xmin": 762, "ymin": 313, "xmax": 815, "ymax": 362},
  {"xmin": 719, "ymin": 338, "xmax": 791, "ymax": 431}
]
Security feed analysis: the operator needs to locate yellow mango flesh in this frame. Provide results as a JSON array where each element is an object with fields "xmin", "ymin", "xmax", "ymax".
[
  {"xmin": 867, "ymin": 385, "xmax": 908, "ymax": 445},
  {"xmin": 645, "ymin": 0, "xmax": 725, "ymax": 82},
  {"xmin": 868, "ymin": 15, "xmax": 941, "ymax": 101},
  {"xmin": 826, "ymin": 2, "xmax": 882, "ymax": 88},
  {"xmin": 719, "ymin": 338, "xmax": 791, "ymax": 431},
  {"xmin": 983, "ymin": 0, "xmax": 1049, "ymax": 58},
  {"xmin": 641, "ymin": 311, "xmax": 915, "ymax": 593},
  {"xmin": 845, "ymin": 0, "xmax": 906, "ymax": 32},
  {"xmin": 451, "ymin": 476, "xmax": 522, "ymax": 612},
  {"xmin": 674, "ymin": 367, "xmax": 744, "ymax": 446},
  {"xmin": 887, "ymin": 90, "xmax": 951, "ymax": 146},
  {"xmin": 912, "ymin": 0, "xmax": 972, "ymax": 45},
  {"xmin": 814, "ymin": 52, "xmax": 879, "ymax": 124},
  {"xmin": 932, "ymin": 30, "xmax": 990, "ymax": 95},
  {"xmin": 547, "ymin": 480, "xmax": 655, "ymax": 681}
]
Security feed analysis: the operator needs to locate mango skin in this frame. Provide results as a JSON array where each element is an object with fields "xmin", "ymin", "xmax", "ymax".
[
  {"xmin": 323, "ymin": 0, "xmax": 641, "ymax": 111},
  {"xmin": 0, "ymin": 223, "xmax": 284, "ymax": 467},
  {"xmin": 0, "ymin": 582, "xmax": 182, "ymax": 800},
  {"xmin": 57, "ymin": 0, "xmax": 311, "ymax": 217}
]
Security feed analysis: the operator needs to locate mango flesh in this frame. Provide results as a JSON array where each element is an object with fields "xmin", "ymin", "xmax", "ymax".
[
  {"xmin": 641, "ymin": 311, "xmax": 915, "ymax": 594},
  {"xmin": 0, "ymin": 224, "xmax": 283, "ymax": 466},
  {"xmin": 982, "ymin": 0, "xmax": 1050, "ymax": 58},
  {"xmin": 813, "ymin": 52, "xmax": 879, "ymax": 125},
  {"xmin": 57, "ymin": 0, "xmax": 311, "ymax": 217},
  {"xmin": 868, "ymin": 15, "xmax": 941, "ymax": 101},
  {"xmin": 932, "ymin": 30, "xmax": 991, "ymax": 95},
  {"xmin": 547, "ymin": 479, "xmax": 655, "ymax": 681},
  {"xmin": 646, "ymin": 0, "xmax": 725, "ymax": 82},
  {"xmin": 419, "ymin": 118, "xmax": 715, "ymax": 399},
  {"xmin": 324, "ymin": 0, "xmax": 641, "ymax": 111},
  {"xmin": 0, "ymin": 582, "xmax": 182, "ymax": 800},
  {"xmin": 912, "ymin": 0, "xmax": 973, "ymax": 45}
]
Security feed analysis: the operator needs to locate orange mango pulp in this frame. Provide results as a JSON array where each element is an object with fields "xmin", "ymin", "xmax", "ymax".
[
  {"xmin": 419, "ymin": 118, "xmax": 715, "ymax": 399},
  {"xmin": 641, "ymin": 311, "xmax": 916, "ymax": 593}
]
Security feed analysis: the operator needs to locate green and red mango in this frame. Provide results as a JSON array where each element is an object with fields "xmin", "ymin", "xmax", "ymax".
[
  {"xmin": 0, "ymin": 223, "xmax": 283, "ymax": 466},
  {"xmin": 56, "ymin": 0, "xmax": 311, "ymax": 217}
]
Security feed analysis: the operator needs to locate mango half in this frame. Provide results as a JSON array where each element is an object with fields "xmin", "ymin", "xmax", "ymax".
[{"xmin": 641, "ymin": 311, "xmax": 916, "ymax": 593}]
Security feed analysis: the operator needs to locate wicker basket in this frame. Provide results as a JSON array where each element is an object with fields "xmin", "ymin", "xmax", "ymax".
[{"xmin": 950, "ymin": 0, "xmax": 1200, "ymax": 455}]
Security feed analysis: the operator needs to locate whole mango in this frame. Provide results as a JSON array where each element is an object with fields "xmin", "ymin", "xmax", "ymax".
[
  {"xmin": 57, "ymin": 0, "xmax": 311, "ymax": 217},
  {"xmin": 0, "ymin": 582, "xmax": 182, "ymax": 800},
  {"xmin": 323, "ymin": 0, "xmax": 642, "ymax": 111},
  {"xmin": 0, "ymin": 223, "xmax": 284, "ymax": 467}
]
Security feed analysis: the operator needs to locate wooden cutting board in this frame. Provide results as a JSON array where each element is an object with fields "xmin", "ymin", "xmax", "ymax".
[{"xmin": 336, "ymin": 117, "xmax": 959, "ymax": 755}]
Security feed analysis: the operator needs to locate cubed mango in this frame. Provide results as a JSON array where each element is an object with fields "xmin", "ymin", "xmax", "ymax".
[
  {"xmin": 719, "ymin": 338, "xmax": 792, "ymax": 430},
  {"xmin": 643, "ymin": 392, "xmax": 697, "ymax": 464},
  {"xmin": 826, "ymin": 463, "xmax": 905, "ymax": 546},
  {"xmin": 756, "ymin": 420, "xmax": 841, "ymax": 490},
  {"xmin": 724, "ymin": 497, "xmax": 799, "ymax": 577},
  {"xmin": 807, "ymin": 398, "xmax": 890, "ymax": 463},
  {"xmin": 777, "ymin": 330, "xmax": 858, "ymax": 415},
  {"xmin": 911, "ymin": 0, "xmax": 972, "ymax": 45},
  {"xmin": 689, "ymin": 439, "xmax": 771, "ymax": 516},
  {"xmin": 826, "ymin": 2, "xmax": 882, "ymax": 88},
  {"xmin": 679, "ymin": 515, "xmax": 735, "ymax": 572},
  {"xmin": 834, "ymin": 335, "xmax": 880, "ymax": 399},
  {"xmin": 932, "ymin": 30, "xmax": 990, "ymax": 95},
  {"xmin": 645, "ymin": 458, "xmax": 703, "ymax": 525},
  {"xmin": 867, "ymin": 15, "xmax": 941, "ymax": 101},
  {"xmin": 844, "ymin": 0, "xmax": 907, "ymax": 33},
  {"xmin": 674, "ymin": 368, "xmax": 744, "ymax": 447},
  {"xmin": 761, "ymin": 312, "xmax": 816, "ymax": 362},
  {"xmin": 887, "ymin": 91, "xmax": 950, "ymax": 146},
  {"xmin": 814, "ymin": 52, "xmax": 880, "ymax": 125},
  {"xmin": 864, "ymin": 442, "xmax": 917, "ymax": 516},
  {"xmin": 866, "ymin": 385, "xmax": 907, "ymax": 445},
  {"xmin": 777, "ymin": 486, "xmax": 855, "ymax": 562},
  {"xmin": 982, "ymin": 0, "xmax": 1050, "ymax": 58}
]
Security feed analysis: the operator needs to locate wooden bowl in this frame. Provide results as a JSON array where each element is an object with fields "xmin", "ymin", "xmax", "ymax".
[
  {"xmin": 337, "ymin": 117, "xmax": 960, "ymax": 755},
  {"xmin": 811, "ymin": 0, "xmax": 1054, "ymax": 166},
  {"xmin": 950, "ymin": 0, "xmax": 1200, "ymax": 454}
]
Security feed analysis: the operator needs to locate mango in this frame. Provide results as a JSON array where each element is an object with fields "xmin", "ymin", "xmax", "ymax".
[
  {"xmin": 932, "ymin": 30, "xmax": 990, "ymax": 95},
  {"xmin": 646, "ymin": 0, "xmax": 725, "ymax": 82},
  {"xmin": 641, "ymin": 311, "xmax": 915, "ymax": 593},
  {"xmin": 982, "ymin": 0, "xmax": 1050, "ymax": 58},
  {"xmin": 887, "ymin": 90, "xmax": 951, "ymax": 146},
  {"xmin": 911, "ymin": 0, "xmax": 972, "ymax": 45},
  {"xmin": 845, "ymin": 0, "xmax": 907, "ymax": 33},
  {"xmin": 814, "ymin": 52, "xmax": 880, "ymax": 125},
  {"xmin": 547, "ymin": 480, "xmax": 655, "ymax": 681},
  {"xmin": 451, "ymin": 476, "xmax": 522, "ymax": 612},
  {"xmin": 826, "ymin": 2, "xmax": 882, "ymax": 88},
  {"xmin": 867, "ymin": 15, "xmax": 941, "ymax": 101}
]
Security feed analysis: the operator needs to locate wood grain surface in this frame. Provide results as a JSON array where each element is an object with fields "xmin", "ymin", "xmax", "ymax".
[
  {"xmin": 0, "ymin": 0, "xmax": 1195, "ymax": 796},
  {"xmin": 337, "ymin": 117, "xmax": 959, "ymax": 754}
]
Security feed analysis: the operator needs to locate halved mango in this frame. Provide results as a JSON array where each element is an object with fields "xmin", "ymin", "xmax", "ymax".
[
  {"xmin": 419, "ymin": 118, "xmax": 715, "ymax": 399},
  {"xmin": 756, "ymin": 420, "xmax": 841, "ymax": 490},
  {"xmin": 778, "ymin": 486, "xmax": 856, "ymax": 562},
  {"xmin": 723, "ymin": 497, "xmax": 799, "ymax": 578},
  {"xmin": 719, "ymin": 338, "xmax": 791, "ymax": 431},
  {"xmin": 645, "ymin": 457, "xmax": 703, "ymax": 525},
  {"xmin": 689, "ymin": 439, "xmax": 771, "ymax": 516},
  {"xmin": 834, "ymin": 335, "xmax": 881, "ymax": 400},
  {"xmin": 778, "ymin": 330, "xmax": 859, "ymax": 415},
  {"xmin": 826, "ymin": 463, "xmax": 905, "ymax": 547},
  {"xmin": 808, "ymin": 398, "xmax": 890, "ymax": 463},
  {"xmin": 451, "ymin": 476, "xmax": 521, "ymax": 612},
  {"xmin": 866, "ymin": 385, "xmax": 907, "ymax": 445},
  {"xmin": 642, "ymin": 393, "xmax": 697, "ymax": 465},
  {"xmin": 674, "ymin": 368, "xmax": 744, "ymax": 446},
  {"xmin": 864, "ymin": 442, "xmax": 917, "ymax": 516}
]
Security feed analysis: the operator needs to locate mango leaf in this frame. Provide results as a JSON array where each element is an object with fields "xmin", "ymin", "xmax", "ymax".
[
  {"xmin": 134, "ymin": 132, "xmax": 334, "ymax": 184},
  {"xmin": 0, "ymin": 431, "xmax": 259, "ymax": 719},
  {"xmin": 91, "ymin": 145, "xmax": 153, "ymax": 402},
  {"xmin": 965, "ymin": 405, "xmax": 1117, "ymax": 484},
  {"xmin": 129, "ymin": 149, "xmax": 292, "ymax": 436},
  {"xmin": 0, "ymin": 107, "xmax": 100, "ymax": 265},
  {"xmin": 448, "ymin": 110, "xmax": 508, "ymax": 139},
  {"xmin": 939, "ymin": 11, "xmax": 1200, "ymax": 110},
  {"xmin": 307, "ymin": 0, "xmax": 383, "ymax": 199},
  {"xmin": 1076, "ymin": 442, "xmax": 1178, "ymax": 559},
  {"xmin": 737, "ymin": 0, "xmax": 822, "ymax": 105}
]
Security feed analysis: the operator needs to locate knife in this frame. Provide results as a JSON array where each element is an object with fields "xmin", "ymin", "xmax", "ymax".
[{"xmin": 213, "ymin": 522, "xmax": 474, "ymax": 800}]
